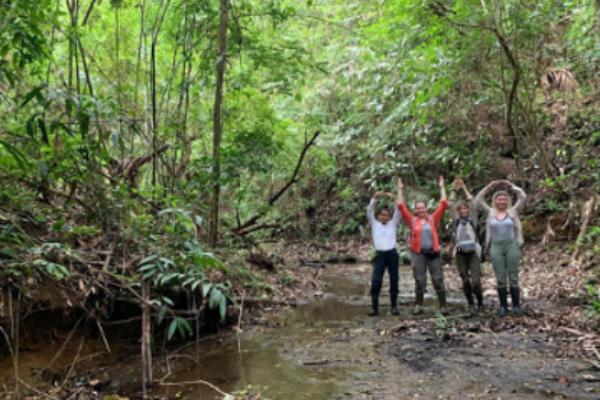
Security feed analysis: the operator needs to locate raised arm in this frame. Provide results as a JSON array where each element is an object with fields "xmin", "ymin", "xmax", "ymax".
[
  {"xmin": 367, "ymin": 197, "xmax": 376, "ymax": 224},
  {"xmin": 509, "ymin": 181, "xmax": 527, "ymax": 212},
  {"xmin": 367, "ymin": 191, "xmax": 383, "ymax": 224},
  {"xmin": 459, "ymin": 178, "xmax": 474, "ymax": 201},
  {"xmin": 432, "ymin": 176, "xmax": 448, "ymax": 225},
  {"xmin": 474, "ymin": 181, "xmax": 498, "ymax": 213},
  {"xmin": 439, "ymin": 176, "xmax": 447, "ymax": 201},
  {"xmin": 396, "ymin": 178, "xmax": 405, "ymax": 205},
  {"xmin": 384, "ymin": 192, "xmax": 400, "ymax": 224},
  {"xmin": 396, "ymin": 178, "xmax": 413, "ymax": 226}
]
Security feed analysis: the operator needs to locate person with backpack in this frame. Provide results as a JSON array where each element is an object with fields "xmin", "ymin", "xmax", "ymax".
[
  {"xmin": 367, "ymin": 191, "xmax": 400, "ymax": 316},
  {"xmin": 475, "ymin": 180, "xmax": 527, "ymax": 316},
  {"xmin": 449, "ymin": 177, "xmax": 483, "ymax": 313},
  {"xmin": 397, "ymin": 176, "xmax": 448, "ymax": 315}
]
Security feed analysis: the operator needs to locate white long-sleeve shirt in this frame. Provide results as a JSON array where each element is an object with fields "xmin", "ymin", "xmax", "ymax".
[{"xmin": 367, "ymin": 198, "xmax": 399, "ymax": 251}]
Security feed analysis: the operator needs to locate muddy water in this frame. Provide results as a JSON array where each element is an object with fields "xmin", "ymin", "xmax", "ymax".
[
  {"xmin": 151, "ymin": 272, "xmax": 371, "ymax": 399},
  {"xmin": 147, "ymin": 265, "xmax": 465, "ymax": 399},
  {"xmin": 2, "ymin": 263, "xmax": 599, "ymax": 399}
]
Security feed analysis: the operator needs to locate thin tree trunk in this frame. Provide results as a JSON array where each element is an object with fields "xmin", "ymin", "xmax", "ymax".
[
  {"xmin": 151, "ymin": 38, "xmax": 158, "ymax": 190},
  {"xmin": 141, "ymin": 281, "xmax": 152, "ymax": 397},
  {"xmin": 115, "ymin": 4, "xmax": 123, "ymax": 157},
  {"xmin": 209, "ymin": 0, "xmax": 230, "ymax": 247}
]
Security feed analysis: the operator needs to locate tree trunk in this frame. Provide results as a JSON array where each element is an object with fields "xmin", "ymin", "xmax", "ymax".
[
  {"xmin": 209, "ymin": 0, "xmax": 230, "ymax": 247},
  {"xmin": 141, "ymin": 280, "xmax": 152, "ymax": 397}
]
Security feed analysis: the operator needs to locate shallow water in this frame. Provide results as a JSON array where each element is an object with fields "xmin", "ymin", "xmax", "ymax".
[{"xmin": 2, "ymin": 264, "xmax": 598, "ymax": 399}]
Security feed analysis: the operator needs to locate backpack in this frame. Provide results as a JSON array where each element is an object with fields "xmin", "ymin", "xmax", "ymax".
[{"xmin": 453, "ymin": 218, "xmax": 482, "ymax": 253}]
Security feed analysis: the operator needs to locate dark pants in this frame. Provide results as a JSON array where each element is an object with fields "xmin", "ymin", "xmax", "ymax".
[
  {"xmin": 371, "ymin": 249, "xmax": 399, "ymax": 306},
  {"xmin": 456, "ymin": 252, "xmax": 483, "ymax": 306},
  {"xmin": 411, "ymin": 252, "xmax": 446, "ymax": 306}
]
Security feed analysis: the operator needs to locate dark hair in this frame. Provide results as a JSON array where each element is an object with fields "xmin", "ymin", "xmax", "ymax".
[{"xmin": 377, "ymin": 206, "xmax": 391, "ymax": 216}]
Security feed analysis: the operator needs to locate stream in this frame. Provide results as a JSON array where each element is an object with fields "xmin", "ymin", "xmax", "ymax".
[{"xmin": 1, "ymin": 263, "xmax": 599, "ymax": 399}]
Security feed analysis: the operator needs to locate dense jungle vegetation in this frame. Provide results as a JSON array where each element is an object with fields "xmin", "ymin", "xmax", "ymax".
[{"xmin": 0, "ymin": 0, "xmax": 599, "ymax": 398}]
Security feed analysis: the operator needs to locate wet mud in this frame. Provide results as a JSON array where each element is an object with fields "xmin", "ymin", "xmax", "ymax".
[{"xmin": 1, "ymin": 263, "xmax": 599, "ymax": 399}]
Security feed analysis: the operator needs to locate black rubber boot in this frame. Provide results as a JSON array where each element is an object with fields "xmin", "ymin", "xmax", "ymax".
[
  {"xmin": 390, "ymin": 294, "xmax": 399, "ymax": 315},
  {"xmin": 511, "ymin": 286, "xmax": 523, "ymax": 316},
  {"xmin": 473, "ymin": 284, "xmax": 484, "ymax": 310},
  {"xmin": 438, "ymin": 291, "xmax": 448, "ymax": 315},
  {"xmin": 368, "ymin": 296, "xmax": 379, "ymax": 316},
  {"xmin": 462, "ymin": 281, "xmax": 474, "ymax": 306},
  {"xmin": 413, "ymin": 291, "xmax": 424, "ymax": 315},
  {"xmin": 497, "ymin": 287, "xmax": 508, "ymax": 317}
]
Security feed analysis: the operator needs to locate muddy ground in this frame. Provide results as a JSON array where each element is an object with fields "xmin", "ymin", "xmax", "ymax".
[{"xmin": 1, "ymin": 258, "xmax": 599, "ymax": 399}]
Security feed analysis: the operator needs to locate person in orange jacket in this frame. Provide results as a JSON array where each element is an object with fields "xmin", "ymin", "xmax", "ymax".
[{"xmin": 397, "ymin": 176, "xmax": 448, "ymax": 314}]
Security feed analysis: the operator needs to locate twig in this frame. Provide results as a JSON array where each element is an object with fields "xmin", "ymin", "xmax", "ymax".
[
  {"xmin": 17, "ymin": 379, "xmax": 60, "ymax": 400},
  {"xmin": 158, "ymin": 380, "xmax": 231, "ymax": 397},
  {"xmin": 47, "ymin": 314, "xmax": 85, "ymax": 369},
  {"xmin": 56, "ymin": 337, "xmax": 85, "ymax": 392},
  {"xmin": 95, "ymin": 319, "xmax": 111, "ymax": 353}
]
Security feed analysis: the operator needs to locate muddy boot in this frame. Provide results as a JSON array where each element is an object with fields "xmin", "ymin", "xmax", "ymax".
[
  {"xmin": 413, "ymin": 291, "xmax": 424, "ymax": 315},
  {"xmin": 473, "ymin": 284, "xmax": 484, "ymax": 311},
  {"xmin": 511, "ymin": 287, "xmax": 523, "ymax": 316},
  {"xmin": 497, "ymin": 287, "xmax": 508, "ymax": 317},
  {"xmin": 368, "ymin": 296, "xmax": 379, "ymax": 316},
  {"xmin": 462, "ymin": 281, "xmax": 474, "ymax": 308},
  {"xmin": 438, "ymin": 291, "xmax": 448, "ymax": 315},
  {"xmin": 390, "ymin": 294, "xmax": 399, "ymax": 316}
]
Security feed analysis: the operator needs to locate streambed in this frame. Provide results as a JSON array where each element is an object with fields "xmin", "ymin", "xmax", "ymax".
[{"xmin": 1, "ymin": 263, "xmax": 599, "ymax": 399}]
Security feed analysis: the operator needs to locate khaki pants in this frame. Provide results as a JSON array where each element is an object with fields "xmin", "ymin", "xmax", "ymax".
[{"xmin": 411, "ymin": 252, "xmax": 445, "ymax": 303}]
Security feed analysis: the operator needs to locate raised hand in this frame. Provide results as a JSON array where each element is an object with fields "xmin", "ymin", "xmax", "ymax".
[
  {"xmin": 438, "ymin": 176, "xmax": 445, "ymax": 187},
  {"xmin": 397, "ymin": 177, "xmax": 404, "ymax": 190},
  {"xmin": 451, "ymin": 177, "xmax": 462, "ymax": 191}
]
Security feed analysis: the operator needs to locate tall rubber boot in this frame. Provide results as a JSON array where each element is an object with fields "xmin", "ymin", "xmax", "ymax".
[
  {"xmin": 438, "ymin": 291, "xmax": 448, "ymax": 315},
  {"xmin": 413, "ymin": 291, "xmax": 424, "ymax": 315},
  {"xmin": 462, "ymin": 281, "xmax": 474, "ymax": 306},
  {"xmin": 510, "ymin": 286, "xmax": 523, "ymax": 316},
  {"xmin": 497, "ymin": 287, "xmax": 508, "ymax": 317},
  {"xmin": 473, "ymin": 284, "xmax": 484, "ymax": 310},
  {"xmin": 368, "ymin": 295, "xmax": 379, "ymax": 317},
  {"xmin": 390, "ymin": 293, "xmax": 399, "ymax": 316}
]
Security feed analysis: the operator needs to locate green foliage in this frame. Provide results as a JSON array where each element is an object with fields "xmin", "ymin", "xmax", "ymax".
[{"xmin": 584, "ymin": 283, "xmax": 600, "ymax": 319}]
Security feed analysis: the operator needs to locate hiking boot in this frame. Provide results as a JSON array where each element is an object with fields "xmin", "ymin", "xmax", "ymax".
[
  {"xmin": 412, "ymin": 305, "xmax": 423, "ymax": 315},
  {"xmin": 511, "ymin": 287, "xmax": 523, "ymax": 316},
  {"xmin": 391, "ymin": 307, "xmax": 400, "ymax": 316},
  {"xmin": 498, "ymin": 306, "xmax": 509, "ymax": 317}
]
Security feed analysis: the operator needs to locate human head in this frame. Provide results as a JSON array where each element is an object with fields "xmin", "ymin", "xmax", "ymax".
[
  {"xmin": 377, "ymin": 207, "xmax": 392, "ymax": 224},
  {"xmin": 457, "ymin": 201, "xmax": 470, "ymax": 218},
  {"xmin": 492, "ymin": 190, "xmax": 511, "ymax": 211},
  {"xmin": 414, "ymin": 201, "xmax": 428, "ymax": 219}
]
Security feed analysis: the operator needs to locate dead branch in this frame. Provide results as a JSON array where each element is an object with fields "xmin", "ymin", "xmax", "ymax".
[
  {"xmin": 234, "ymin": 131, "xmax": 321, "ymax": 233},
  {"xmin": 158, "ymin": 379, "xmax": 231, "ymax": 397},
  {"xmin": 573, "ymin": 195, "xmax": 599, "ymax": 260}
]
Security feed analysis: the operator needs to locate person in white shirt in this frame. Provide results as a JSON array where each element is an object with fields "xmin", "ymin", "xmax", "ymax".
[{"xmin": 367, "ymin": 191, "xmax": 400, "ymax": 316}]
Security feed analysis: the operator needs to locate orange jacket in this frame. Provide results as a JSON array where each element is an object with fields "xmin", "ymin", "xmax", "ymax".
[{"xmin": 398, "ymin": 200, "xmax": 448, "ymax": 253}]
